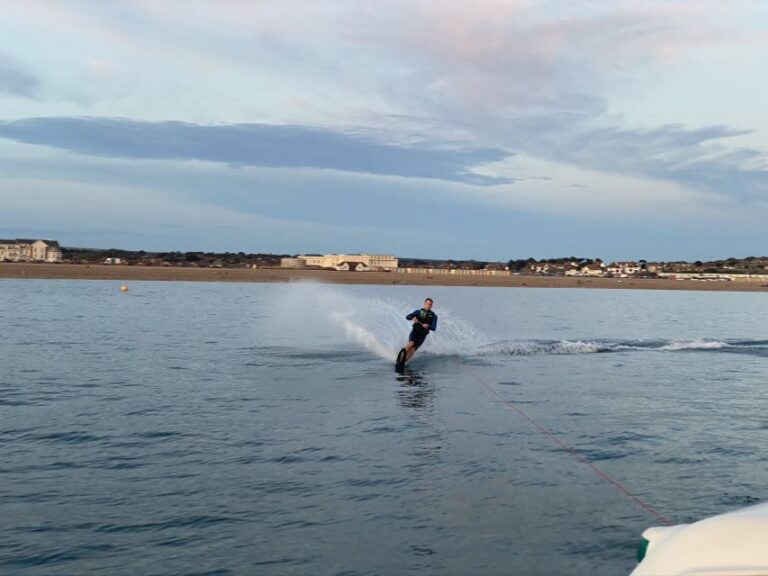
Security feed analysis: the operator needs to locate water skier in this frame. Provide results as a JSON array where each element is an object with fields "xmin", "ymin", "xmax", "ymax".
[{"xmin": 396, "ymin": 298, "xmax": 438, "ymax": 370}]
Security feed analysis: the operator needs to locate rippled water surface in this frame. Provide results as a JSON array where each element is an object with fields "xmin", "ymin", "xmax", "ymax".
[{"xmin": 2, "ymin": 280, "xmax": 767, "ymax": 575}]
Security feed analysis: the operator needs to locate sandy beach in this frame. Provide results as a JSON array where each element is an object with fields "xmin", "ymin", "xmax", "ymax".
[{"xmin": 2, "ymin": 262, "xmax": 768, "ymax": 292}]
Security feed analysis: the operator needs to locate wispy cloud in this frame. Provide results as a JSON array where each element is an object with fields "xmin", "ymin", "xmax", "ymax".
[
  {"xmin": 0, "ymin": 57, "xmax": 39, "ymax": 99},
  {"xmin": 0, "ymin": 117, "xmax": 511, "ymax": 184},
  {"xmin": 480, "ymin": 116, "xmax": 768, "ymax": 199}
]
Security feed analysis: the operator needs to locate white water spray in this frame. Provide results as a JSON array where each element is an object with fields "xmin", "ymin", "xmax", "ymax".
[
  {"xmin": 272, "ymin": 282, "xmax": 486, "ymax": 360},
  {"xmin": 268, "ymin": 282, "xmax": 747, "ymax": 360},
  {"xmin": 320, "ymin": 288, "xmax": 486, "ymax": 359}
]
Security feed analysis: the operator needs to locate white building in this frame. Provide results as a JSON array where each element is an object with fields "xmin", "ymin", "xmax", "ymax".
[
  {"xmin": 287, "ymin": 253, "xmax": 398, "ymax": 271},
  {"xmin": 335, "ymin": 261, "xmax": 369, "ymax": 272},
  {"xmin": 581, "ymin": 262, "xmax": 606, "ymax": 277},
  {"xmin": 0, "ymin": 239, "xmax": 62, "ymax": 262},
  {"xmin": 564, "ymin": 265, "xmax": 582, "ymax": 277},
  {"xmin": 606, "ymin": 261, "xmax": 641, "ymax": 277}
]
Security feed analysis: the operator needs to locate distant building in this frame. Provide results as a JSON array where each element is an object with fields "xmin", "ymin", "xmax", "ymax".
[
  {"xmin": 530, "ymin": 262, "xmax": 551, "ymax": 275},
  {"xmin": 397, "ymin": 267, "xmax": 510, "ymax": 276},
  {"xmin": 564, "ymin": 263, "xmax": 582, "ymax": 276},
  {"xmin": 335, "ymin": 261, "xmax": 369, "ymax": 272},
  {"xmin": 279, "ymin": 257, "xmax": 307, "ymax": 269},
  {"xmin": 0, "ymin": 239, "xmax": 62, "ymax": 262},
  {"xmin": 104, "ymin": 257, "xmax": 125, "ymax": 265},
  {"xmin": 645, "ymin": 262, "xmax": 663, "ymax": 274},
  {"xmin": 581, "ymin": 262, "xmax": 606, "ymax": 277},
  {"xmin": 606, "ymin": 261, "xmax": 641, "ymax": 277},
  {"xmin": 664, "ymin": 262, "xmax": 692, "ymax": 273},
  {"xmin": 283, "ymin": 253, "xmax": 398, "ymax": 271},
  {"xmin": 484, "ymin": 262, "xmax": 509, "ymax": 272},
  {"xmin": 527, "ymin": 261, "xmax": 580, "ymax": 276}
]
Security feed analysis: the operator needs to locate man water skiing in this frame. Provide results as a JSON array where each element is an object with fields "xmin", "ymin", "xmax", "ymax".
[{"xmin": 396, "ymin": 298, "xmax": 438, "ymax": 370}]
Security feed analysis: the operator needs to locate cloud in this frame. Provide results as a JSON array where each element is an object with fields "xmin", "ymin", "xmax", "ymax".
[
  {"xmin": 0, "ymin": 57, "xmax": 39, "ymax": 99},
  {"xmin": 0, "ymin": 116, "xmax": 511, "ymax": 184},
  {"xmin": 582, "ymin": 124, "xmax": 767, "ymax": 196},
  {"xmin": 1, "ymin": 138, "xmax": 766, "ymax": 261},
  {"xmin": 0, "ymin": 161, "xmax": 507, "ymax": 257},
  {"xmin": 484, "ymin": 153, "xmax": 734, "ymax": 218},
  {"xmin": 0, "ymin": 138, "xmax": 500, "ymax": 234},
  {"xmin": 2, "ymin": 1, "xmax": 767, "ymax": 259},
  {"xmin": 326, "ymin": 2, "xmax": 768, "ymax": 201},
  {"xmin": 510, "ymin": 119, "xmax": 768, "ymax": 199}
]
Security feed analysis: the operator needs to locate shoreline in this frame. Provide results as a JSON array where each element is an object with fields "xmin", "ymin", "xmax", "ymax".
[{"xmin": 2, "ymin": 262, "xmax": 768, "ymax": 292}]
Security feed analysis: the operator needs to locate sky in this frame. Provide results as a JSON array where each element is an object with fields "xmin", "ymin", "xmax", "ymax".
[{"xmin": 0, "ymin": 0, "xmax": 767, "ymax": 261}]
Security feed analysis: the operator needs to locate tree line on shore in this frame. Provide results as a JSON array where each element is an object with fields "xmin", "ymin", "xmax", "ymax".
[
  {"xmin": 57, "ymin": 248, "xmax": 768, "ymax": 275},
  {"xmin": 62, "ymin": 248, "xmax": 288, "ymax": 268}
]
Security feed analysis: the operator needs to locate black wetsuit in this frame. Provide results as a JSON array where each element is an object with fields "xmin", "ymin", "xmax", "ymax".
[{"xmin": 406, "ymin": 308, "xmax": 438, "ymax": 349}]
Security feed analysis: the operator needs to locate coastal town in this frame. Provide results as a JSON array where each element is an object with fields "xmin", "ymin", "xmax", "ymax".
[
  {"xmin": 2, "ymin": 239, "xmax": 768, "ymax": 282},
  {"xmin": 0, "ymin": 239, "xmax": 62, "ymax": 263}
]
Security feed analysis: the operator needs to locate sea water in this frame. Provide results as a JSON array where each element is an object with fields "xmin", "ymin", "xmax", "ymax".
[{"xmin": 1, "ymin": 280, "xmax": 767, "ymax": 575}]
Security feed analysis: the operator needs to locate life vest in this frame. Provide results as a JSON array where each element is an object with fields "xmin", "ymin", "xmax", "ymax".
[{"xmin": 417, "ymin": 308, "xmax": 435, "ymax": 326}]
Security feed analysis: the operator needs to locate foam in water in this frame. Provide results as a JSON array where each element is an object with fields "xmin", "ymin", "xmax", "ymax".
[
  {"xmin": 481, "ymin": 339, "xmax": 736, "ymax": 356},
  {"xmin": 478, "ymin": 340, "xmax": 609, "ymax": 356},
  {"xmin": 659, "ymin": 340, "xmax": 729, "ymax": 351}
]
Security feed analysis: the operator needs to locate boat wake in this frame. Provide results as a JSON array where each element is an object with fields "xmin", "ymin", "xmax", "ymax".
[
  {"xmin": 475, "ymin": 339, "xmax": 744, "ymax": 356},
  {"xmin": 273, "ymin": 282, "xmax": 768, "ymax": 360}
]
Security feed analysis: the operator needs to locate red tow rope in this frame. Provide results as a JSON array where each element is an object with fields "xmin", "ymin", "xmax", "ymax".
[{"xmin": 457, "ymin": 357, "xmax": 673, "ymax": 527}]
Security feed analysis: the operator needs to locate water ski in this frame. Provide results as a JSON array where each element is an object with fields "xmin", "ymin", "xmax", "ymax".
[{"xmin": 395, "ymin": 348, "xmax": 407, "ymax": 371}]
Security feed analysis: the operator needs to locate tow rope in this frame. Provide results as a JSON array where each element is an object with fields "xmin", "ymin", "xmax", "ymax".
[{"xmin": 457, "ymin": 357, "xmax": 673, "ymax": 526}]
